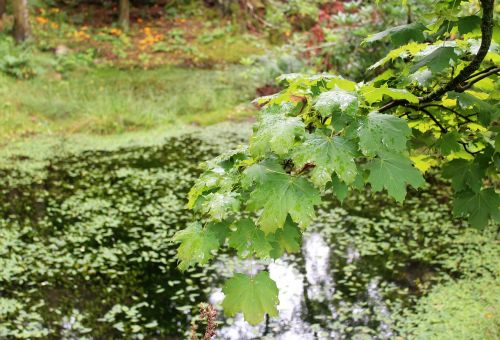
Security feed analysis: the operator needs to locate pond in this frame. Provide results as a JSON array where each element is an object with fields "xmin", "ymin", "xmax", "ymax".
[{"xmin": 0, "ymin": 123, "xmax": 485, "ymax": 339}]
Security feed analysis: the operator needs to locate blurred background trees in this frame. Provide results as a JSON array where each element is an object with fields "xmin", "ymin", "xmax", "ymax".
[{"xmin": 12, "ymin": 0, "xmax": 31, "ymax": 41}]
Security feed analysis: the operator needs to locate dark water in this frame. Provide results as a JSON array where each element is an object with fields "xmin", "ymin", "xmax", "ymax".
[{"xmin": 0, "ymin": 126, "xmax": 466, "ymax": 339}]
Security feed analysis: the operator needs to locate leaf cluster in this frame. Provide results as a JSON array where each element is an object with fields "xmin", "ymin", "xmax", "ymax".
[{"xmin": 178, "ymin": 0, "xmax": 499, "ymax": 326}]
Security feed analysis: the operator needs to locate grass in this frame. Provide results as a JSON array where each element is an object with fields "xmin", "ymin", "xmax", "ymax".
[{"xmin": 0, "ymin": 65, "xmax": 259, "ymax": 144}]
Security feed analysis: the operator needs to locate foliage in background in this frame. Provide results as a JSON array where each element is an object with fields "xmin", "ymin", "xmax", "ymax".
[{"xmin": 0, "ymin": 1, "xmax": 267, "ymax": 77}]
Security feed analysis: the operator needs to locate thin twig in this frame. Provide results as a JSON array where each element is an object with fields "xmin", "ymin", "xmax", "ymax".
[
  {"xmin": 458, "ymin": 141, "xmax": 482, "ymax": 155},
  {"xmin": 408, "ymin": 106, "xmax": 447, "ymax": 133},
  {"xmin": 421, "ymin": 104, "xmax": 473, "ymax": 122},
  {"xmin": 458, "ymin": 65, "xmax": 500, "ymax": 91},
  {"xmin": 464, "ymin": 65, "xmax": 497, "ymax": 80}
]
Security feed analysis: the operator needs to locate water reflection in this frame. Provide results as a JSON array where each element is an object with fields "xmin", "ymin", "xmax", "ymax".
[{"xmin": 212, "ymin": 232, "xmax": 351, "ymax": 339}]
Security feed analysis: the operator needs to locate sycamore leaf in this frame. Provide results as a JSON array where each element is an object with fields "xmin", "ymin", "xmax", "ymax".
[
  {"xmin": 358, "ymin": 112, "xmax": 411, "ymax": 156},
  {"xmin": 442, "ymin": 159, "xmax": 484, "ymax": 192},
  {"xmin": 206, "ymin": 220, "xmax": 231, "ymax": 245},
  {"xmin": 188, "ymin": 148, "xmax": 250, "ymax": 208},
  {"xmin": 250, "ymin": 105, "xmax": 305, "ymax": 157},
  {"xmin": 292, "ymin": 132, "xmax": 357, "ymax": 187},
  {"xmin": 241, "ymin": 158, "xmax": 283, "ymax": 189},
  {"xmin": 314, "ymin": 88, "xmax": 358, "ymax": 117},
  {"xmin": 410, "ymin": 46, "xmax": 459, "ymax": 73},
  {"xmin": 172, "ymin": 223, "xmax": 219, "ymax": 270},
  {"xmin": 202, "ymin": 147, "xmax": 247, "ymax": 170},
  {"xmin": 188, "ymin": 171, "xmax": 223, "ymax": 209},
  {"xmin": 245, "ymin": 160, "xmax": 321, "ymax": 233},
  {"xmin": 410, "ymin": 154, "xmax": 438, "ymax": 173},
  {"xmin": 363, "ymin": 22, "xmax": 427, "ymax": 47},
  {"xmin": 228, "ymin": 219, "xmax": 273, "ymax": 259},
  {"xmin": 222, "ymin": 271, "xmax": 279, "ymax": 326},
  {"xmin": 368, "ymin": 42, "xmax": 428, "ymax": 70},
  {"xmin": 453, "ymin": 189, "xmax": 500, "ymax": 229},
  {"xmin": 457, "ymin": 15, "xmax": 481, "ymax": 35},
  {"xmin": 331, "ymin": 176, "xmax": 349, "ymax": 202},
  {"xmin": 269, "ymin": 217, "xmax": 302, "ymax": 259},
  {"xmin": 447, "ymin": 91, "xmax": 494, "ymax": 125},
  {"xmin": 201, "ymin": 192, "xmax": 240, "ymax": 221},
  {"xmin": 325, "ymin": 77, "xmax": 357, "ymax": 92},
  {"xmin": 366, "ymin": 152, "xmax": 425, "ymax": 202},
  {"xmin": 436, "ymin": 131, "xmax": 462, "ymax": 155},
  {"xmin": 359, "ymin": 85, "xmax": 419, "ymax": 105}
]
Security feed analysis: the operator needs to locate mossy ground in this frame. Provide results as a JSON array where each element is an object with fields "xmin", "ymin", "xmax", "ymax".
[{"xmin": 0, "ymin": 65, "xmax": 258, "ymax": 145}]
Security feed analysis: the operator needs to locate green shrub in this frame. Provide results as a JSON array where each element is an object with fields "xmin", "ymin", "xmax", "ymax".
[{"xmin": 0, "ymin": 37, "xmax": 37, "ymax": 79}]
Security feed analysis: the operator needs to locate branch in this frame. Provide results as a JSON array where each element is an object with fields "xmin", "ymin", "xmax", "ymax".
[
  {"xmin": 465, "ymin": 65, "xmax": 497, "ymax": 80},
  {"xmin": 421, "ymin": 0, "xmax": 494, "ymax": 102},
  {"xmin": 458, "ymin": 65, "xmax": 500, "ymax": 91},
  {"xmin": 379, "ymin": 99, "xmax": 409, "ymax": 112},
  {"xmin": 458, "ymin": 141, "xmax": 482, "ymax": 155},
  {"xmin": 408, "ymin": 105, "xmax": 447, "ymax": 133},
  {"xmin": 421, "ymin": 104, "xmax": 473, "ymax": 123},
  {"xmin": 378, "ymin": 0, "xmax": 495, "ymax": 112}
]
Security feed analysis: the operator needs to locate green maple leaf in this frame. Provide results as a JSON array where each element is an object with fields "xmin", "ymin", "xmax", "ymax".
[
  {"xmin": 457, "ymin": 15, "xmax": 481, "ymax": 35},
  {"xmin": 331, "ymin": 175, "xmax": 349, "ymax": 202},
  {"xmin": 292, "ymin": 132, "xmax": 357, "ymax": 188},
  {"xmin": 436, "ymin": 131, "xmax": 461, "ymax": 155},
  {"xmin": 453, "ymin": 189, "xmax": 500, "ymax": 229},
  {"xmin": 172, "ymin": 222, "xmax": 219, "ymax": 270},
  {"xmin": 368, "ymin": 42, "xmax": 428, "ymax": 70},
  {"xmin": 245, "ymin": 160, "xmax": 321, "ymax": 233},
  {"xmin": 358, "ymin": 112, "xmax": 411, "ymax": 156},
  {"xmin": 206, "ymin": 220, "xmax": 231, "ymax": 245},
  {"xmin": 447, "ymin": 91, "xmax": 495, "ymax": 125},
  {"xmin": 442, "ymin": 159, "xmax": 485, "ymax": 193},
  {"xmin": 222, "ymin": 271, "xmax": 279, "ymax": 325},
  {"xmin": 410, "ymin": 46, "xmax": 459, "ymax": 74},
  {"xmin": 495, "ymin": 129, "xmax": 500, "ymax": 152},
  {"xmin": 359, "ymin": 85, "xmax": 419, "ymax": 105},
  {"xmin": 188, "ymin": 171, "xmax": 222, "ymax": 209},
  {"xmin": 241, "ymin": 158, "xmax": 283, "ymax": 189},
  {"xmin": 366, "ymin": 152, "xmax": 425, "ymax": 202},
  {"xmin": 201, "ymin": 192, "xmax": 240, "ymax": 221},
  {"xmin": 250, "ymin": 105, "xmax": 304, "ymax": 157},
  {"xmin": 314, "ymin": 88, "xmax": 358, "ymax": 116},
  {"xmin": 363, "ymin": 22, "xmax": 427, "ymax": 47},
  {"xmin": 228, "ymin": 218, "xmax": 273, "ymax": 259},
  {"xmin": 188, "ymin": 149, "xmax": 247, "ymax": 209},
  {"xmin": 269, "ymin": 217, "xmax": 302, "ymax": 259}
]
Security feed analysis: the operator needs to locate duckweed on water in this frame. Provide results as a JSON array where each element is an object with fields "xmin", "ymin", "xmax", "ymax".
[{"xmin": 0, "ymin": 123, "xmax": 497, "ymax": 338}]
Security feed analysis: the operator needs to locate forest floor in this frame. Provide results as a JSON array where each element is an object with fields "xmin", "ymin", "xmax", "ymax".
[{"xmin": 0, "ymin": 5, "xmax": 274, "ymax": 146}]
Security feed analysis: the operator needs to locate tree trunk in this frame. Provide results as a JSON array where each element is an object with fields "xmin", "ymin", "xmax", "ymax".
[
  {"xmin": 119, "ymin": 0, "xmax": 130, "ymax": 32},
  {"xmin": 12, "ymin": 0, "xmax": 30, "ymax": 42},
  {"xmin": 0, "ymin": 0, "xmax": 6, "ymax": 17}
]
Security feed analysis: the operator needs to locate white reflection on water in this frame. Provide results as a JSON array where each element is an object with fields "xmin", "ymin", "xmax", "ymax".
[
  {"xmin": 211, "ymin": 232, "xmax": 391, "ymax": 339},
  {"xmin": 304, "ymin": 233, "xmax": 335, "ymax": 302},
  {"xmin": 213, "ymin": 232, "xmax": 332, "ymax": 339}
]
